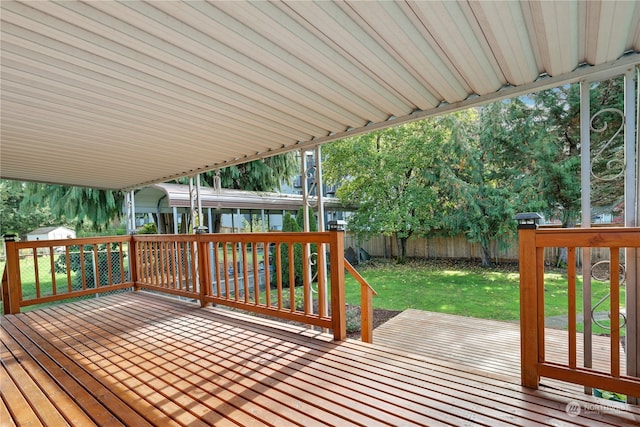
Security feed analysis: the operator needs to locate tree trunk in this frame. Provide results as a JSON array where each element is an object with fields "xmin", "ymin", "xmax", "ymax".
[
  {"xmin": 480, "ymin": 244, "xmax": 493, "ymax": 267},
  {"xmin": 212, "ymin": 212, "xmax": 222, "ymax": 233},
  {"xmin": 556, "ymin": 217, "xmax": 576, "ymax": 267},
  {"xmin": 395, "ymin": 234, "xmax": 408, "ymax": 263}
]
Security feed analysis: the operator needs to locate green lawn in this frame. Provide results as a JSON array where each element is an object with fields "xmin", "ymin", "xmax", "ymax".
[
  {"xmin": 343, "ymin": 259, "xmax": 620, "ymax": 322},
  {"xmin": 2, "ymin": 256, "xmax": 625, "ymax": 324}
]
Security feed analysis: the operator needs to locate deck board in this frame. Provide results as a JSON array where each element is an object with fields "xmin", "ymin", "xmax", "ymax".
[
  {"xmin": 373, "ymin": 309, "xmax": 628, "ymax": 395},
  {"xmin": 2, "ymin": 292, "xmax": 638, "ymax": 426}
]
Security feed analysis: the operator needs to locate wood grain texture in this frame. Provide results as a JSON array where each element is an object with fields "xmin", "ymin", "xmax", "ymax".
[{"xmin": 2, "ymin": 292, "xmax": 638, "ymax": 426}]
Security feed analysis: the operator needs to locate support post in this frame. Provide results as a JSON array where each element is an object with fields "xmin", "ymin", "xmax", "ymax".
[
  {"xmin": 625, "ymin": 65, "xmax": 640, "ymax": 404},
  {"xmin": 328, "ymin": 226, "xmax": 346, "ymax": 341},
  {"xmin": 580, "ymin": 80, "xmax": 594, "ymax": 394},
  {"xmin": 129, "ymin": 235, "xmax": 139, "ymax": 291},
  {"xmin": 3, "ymin": 235, "xmax": 21, "ymax": 314},
  {"xmin": 196, "ymin": 232, "xmax": 211, "ymax": 308},
  {"xmin": 516, "ymin": 213, "xmax": 541, "ymax": 389}
]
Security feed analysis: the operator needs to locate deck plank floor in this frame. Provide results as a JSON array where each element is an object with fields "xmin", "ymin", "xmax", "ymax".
[
  {"xmin": 373, "ymin": 309, "xmax": 628, "ymax": 395},
  {"xmin": 2, "ymin": 292, "xmax": 639, "ymax": 426}
]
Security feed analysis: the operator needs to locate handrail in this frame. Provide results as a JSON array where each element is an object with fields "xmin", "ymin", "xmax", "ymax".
[
  {"xmin": 2, "ymin": 231, "xmax": 350, "ymax": 341},
  {"xmin": 2, "ymin": 235, "xmax": 133, "ymax": 313},
  {"xmin": 518, "ymin": 226, "xmax": 640, "ymax": 399},
  {"xmin": 344, "ymin": 260, "xmax": 377, "ymax": 343}
]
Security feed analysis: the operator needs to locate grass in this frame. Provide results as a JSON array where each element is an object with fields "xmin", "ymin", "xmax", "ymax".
[
  {"xmin": 2, "ymin": 256, "xmax": 626, "ymax": 324},
  {"xmin": 577, "ymin": 319, "xmax": 626, "ymax": 336},
  {"xmin": 343, "ymin": 259, "xmax": 621, "ymax": 322}
]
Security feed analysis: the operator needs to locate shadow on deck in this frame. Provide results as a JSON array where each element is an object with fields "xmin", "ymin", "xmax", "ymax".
[{"xmin": 2, "ymin": 292, "xmax": 639, "ymax": 426}]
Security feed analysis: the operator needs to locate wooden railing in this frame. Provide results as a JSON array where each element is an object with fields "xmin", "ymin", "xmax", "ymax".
[
  {"xmin": 2, "ymin": 236, "xmax": 133, "ymax": 313},
  {"xmin": 133, "ymin": 234, "xmax": 200, "ymax": 299},
  {"xmin": 518, "ymin": 226, "xmax": 640, "ymax": 398},
  {"xmin": 345, "ymin": 260, "xmax": 377, "ymax": 343},
  {"xmin": 2, "ymin": 231, "xmax": 359, "ymax": 341}
]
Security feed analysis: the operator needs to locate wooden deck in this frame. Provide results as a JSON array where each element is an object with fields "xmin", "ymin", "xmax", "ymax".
[
  {"xmin": 2, "ymin": 293, "xmax": 639, "ymax": 426},
  {"xmin": 374, "ymin": 309, "xmax": 628, "ymax": 395}
]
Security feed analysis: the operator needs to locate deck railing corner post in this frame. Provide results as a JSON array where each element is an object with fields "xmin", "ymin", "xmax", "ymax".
[
  {"xmin": 3, "ymin": 235, "xmax": 21, "ymax": 314},
  {"xmin": 329, "ymin": 229, "xmax": 346, "ymax": 341},
  {"xmin": 196, "ymin": 234, "xmax": 211, "ymax": 308},
  {"xmin": 129, "ymin": 234, "xmax": 140, "ymax": 291},
  {"xmin": 516, "ymin": 213, "xmax": 541, "ymax": 388}
]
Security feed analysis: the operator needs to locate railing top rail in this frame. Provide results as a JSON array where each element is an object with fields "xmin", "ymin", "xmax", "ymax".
[
  {"xmin": 344, "ymin": 260, "xmax": 377, "ymax": 296},
  {"xmin": 11, "ymin": 235, "xmax": 132, "ymax": 249},
  {"xmin": 533, "ymin": 227, "xmax": 640, "ymax": 248},
  {"xmin": 133, "ymin": 232, "xmax": 336, "ymax": 244},
  {"xmin": 133, "ymin": 234, "xmax": 197, "ymax": 242}
]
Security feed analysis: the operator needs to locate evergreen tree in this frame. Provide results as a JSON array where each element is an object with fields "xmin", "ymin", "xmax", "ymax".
[
  {"xmin": 437, "ymin": 101, "xmax": 547, "ymax": 266},
  {"xmin": 530, "ymin": 78, "xmax": 625, "ymax": 225},
  {"xmin": 0, "ymin": 180, "xmax": 60, "ymax": 239},
  {"xmin": 277, "ymin": 211, "xmax": 303, "ymax": 288}
]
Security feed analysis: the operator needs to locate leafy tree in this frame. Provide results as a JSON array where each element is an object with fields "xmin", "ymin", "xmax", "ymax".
[{"xmin": 324, "ymin": 117, "xmax": 460, "ymax": 261}]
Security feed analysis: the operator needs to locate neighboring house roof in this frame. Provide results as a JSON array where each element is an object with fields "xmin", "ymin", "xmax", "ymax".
[
  {"xmin": 1, "ymin": 1, "xmax": 638, "ymax": 191},
  {"xmin": 27, "ymin": 226, "xmax": 74, "ymax": 236},
  {"xmin": 134, "ymin": 183, "xmax": 350, "ymax": 214}
]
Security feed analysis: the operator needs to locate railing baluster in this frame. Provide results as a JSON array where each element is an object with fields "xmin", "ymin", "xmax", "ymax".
[
  {"xmin": 33, "ymin": 248, "xmax": 41, "ymax": 298},
  {"xmin": 242, "ymin": 243, "xmax": 249, "ymax": 303},
  {"xmin": 223, "ymin": 242, "xmax": 230, "ymax": 298},
  {"xmin": 252, "ymin": 243, "xmax": 259, "ymax": 305},
  {"xmin": 288, "ymin": 243, "xmax": 295, "ymax": 312},
  {"xmin": 213, "ymin": 242, "xmax": 221, "ymax": 298},
  {"xmin": 264, "ymin": 241, "xmax": 271, "ymax": 308},
  {"xmin": 610, "ymin": 248, "xmax": 620, "ymax": 378},
  {"xmin": 276, "ymin": 243, "xmax": 283, "ymax": 310},
  {"xmin": 120, "ymin": 242, "xmax": 126, "ymax": 284},
  {"xmin": 567, "ymin": 247, "xmax": 577, "ymax": 369},
  {"xmin": 303, "ymin": 242, "xmax": 310, "ymax": 316},
  {"xmin": 65, "ymin": 246, "xmax": 72, "ymax": 293},
  {"xmin": 317, "ymin": 245, "xmax": 327, "ymax": 318},
  {"xmin": 79, "ymin": 246, "xmax": 87, "ymax": 290},
  {"xmin": 49, "ymin": 247, "xmax": 57, "ymax": 296},
  {"xmin": 106, "ymin": 243, "xmax": 113, "ymax": 287}
]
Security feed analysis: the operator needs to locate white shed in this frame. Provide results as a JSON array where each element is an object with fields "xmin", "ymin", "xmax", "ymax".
[{"xmin": 26, "ymin": 226, "xmax": 76, "ymax": 241}]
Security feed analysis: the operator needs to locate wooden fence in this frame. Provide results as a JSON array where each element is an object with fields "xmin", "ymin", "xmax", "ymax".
[{"xmin": 347, "ymin": 227, "xmax": 624, "ymax": 264}]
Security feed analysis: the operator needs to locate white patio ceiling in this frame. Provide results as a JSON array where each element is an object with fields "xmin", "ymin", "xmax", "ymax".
[{"xmin": 1, "ymin": 0, "xmax": 639, "ymax": 191}]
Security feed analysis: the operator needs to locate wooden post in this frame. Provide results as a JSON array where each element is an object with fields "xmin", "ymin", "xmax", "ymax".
[
  {"xmin": 360, "ymin": 282, "xmax": 374, "ymax": 343},
  {"xmin": 129, "ymin": 235, "xmax": 139, "ymax": 291},
  {"xmin": 329, "ymin": 230, "xmax": 346, "ymax": 341},
  {"xmin": 196, "ymin": 234, "xmax": 211, "ymax": 307},
  {"xmin": 516, "ymin": 213, "xmax": 541, "ymax": 389},
  {"xmin": 4, "ymin": 236, "xmax": 22, "ymax": 314},
  {"xmin": 2, "ymin": 264, "xmax": 9, "ymax": 314},
  {"xmin": 344, "ymin": 259, "xmax": 376, "ymax": 343}
]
